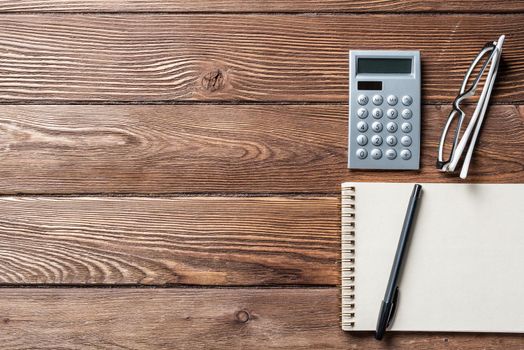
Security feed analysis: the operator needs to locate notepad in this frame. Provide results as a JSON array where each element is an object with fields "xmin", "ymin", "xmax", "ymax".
[{"xmin": 341, "ymin": 182, "xmax": 524, "ymax": 332}]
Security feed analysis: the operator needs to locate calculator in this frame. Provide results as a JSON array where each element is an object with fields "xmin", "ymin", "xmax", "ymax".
[{"xmin": 348, "ymin": 50, "xmax": 421, "ymax": 170}]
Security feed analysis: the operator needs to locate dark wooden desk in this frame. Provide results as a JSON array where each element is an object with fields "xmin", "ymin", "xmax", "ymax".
[{"xmin": 0, "ymin": 1, "xmax": 522, "ymax": 349}]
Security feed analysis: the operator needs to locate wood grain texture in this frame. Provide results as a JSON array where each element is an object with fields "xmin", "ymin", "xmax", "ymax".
[
  {"xmin": 0, "ymin": 196, "xmax": 338, "ymax": 285},
  {"xmin": 0, "ymin": 0, "xmax": 523, "ymax": 13},
  {"xmin": 0, "ymin": 288, "xmax": 522, "ymax": 349},
  {"xmin": 0, "ymin": 104, "xmax": 521, "ymax": 194},
  {"xmin": 0, "ymin": 15, "xmax": 523, "ymax": 103}
]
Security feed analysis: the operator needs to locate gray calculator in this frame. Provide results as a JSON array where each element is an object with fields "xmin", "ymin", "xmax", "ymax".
[{"xmin": 348, "ymin": 50, "xmax": 421, "ymax": 170}]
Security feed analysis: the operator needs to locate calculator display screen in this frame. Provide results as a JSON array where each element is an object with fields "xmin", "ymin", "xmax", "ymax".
[{"xmin": 357, "ymin": 58, "xmax": 412, "ymax": 74}]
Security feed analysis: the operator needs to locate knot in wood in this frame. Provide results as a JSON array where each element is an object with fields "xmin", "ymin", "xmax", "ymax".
[
  {"xmin": 202, "ymin": 69, "xmax": 225, "ymax": 92},
  {"xmin": 235, "ymin": 310, "xmax": 250, "ymax": 323}
]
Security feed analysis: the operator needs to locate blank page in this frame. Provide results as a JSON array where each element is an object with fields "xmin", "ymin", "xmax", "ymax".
[{"xmin": 342, "ymin": 183, "xmax": 524, "ymax": 332}]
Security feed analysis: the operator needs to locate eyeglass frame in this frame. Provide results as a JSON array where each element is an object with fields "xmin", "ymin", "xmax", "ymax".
[{"xmin": 436, "ymin": 39, "xmax": 503, "ymax": 171}]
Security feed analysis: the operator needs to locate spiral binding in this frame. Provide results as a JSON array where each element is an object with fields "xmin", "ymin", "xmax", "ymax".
[{"xmin": 341, "ymin": 184, "xmax": 356, "ymax": 330}]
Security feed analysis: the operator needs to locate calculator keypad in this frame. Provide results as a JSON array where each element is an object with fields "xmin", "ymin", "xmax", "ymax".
[{"xmin": 352, "ymin": 93, "xmax": 415, "ymax": 164}]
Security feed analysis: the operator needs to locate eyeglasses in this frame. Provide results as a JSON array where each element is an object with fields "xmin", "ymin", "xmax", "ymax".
[{"xmin": 436, "ymin": 35, "xmax": 505, "ymax": 179}]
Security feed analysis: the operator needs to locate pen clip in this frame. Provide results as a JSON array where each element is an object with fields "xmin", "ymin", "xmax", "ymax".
[{"xmin": 386, "ymin": 287, "xmax": 399, "ymax": 328}]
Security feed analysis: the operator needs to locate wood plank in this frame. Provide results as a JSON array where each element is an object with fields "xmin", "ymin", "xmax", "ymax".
[
  {"xmin": 0, "ymin": 196, "xmax": 339, "ymax": 285},
  {"xmin": 0, "ymin": 104, "xmax": 522, "ymax": 194},
  {"xmin": 0, "ymin": 288, "xmax": 522, "ymax": 349},
  {"xmin": 0, "ymin": 15, "xmax": 523, "ymax": 103},
  {"xmin": 0, "ymin": 0, "xmax": 522, "ymax": 13}
]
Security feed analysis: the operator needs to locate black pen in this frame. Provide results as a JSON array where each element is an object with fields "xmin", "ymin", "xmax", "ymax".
[{"xmin": 375, "ymin": 184, "xmax": 422, "ymax": 340}]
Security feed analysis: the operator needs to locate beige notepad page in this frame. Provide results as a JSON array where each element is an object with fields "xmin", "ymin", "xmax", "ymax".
[{"xmin": 341, "ymin": 182, "xmax": 524, "ymax": 332}]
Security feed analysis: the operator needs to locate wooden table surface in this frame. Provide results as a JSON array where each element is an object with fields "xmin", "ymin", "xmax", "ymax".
[{"xmin": 0, "ymin": 1, "xmax": 523, "ymax": 349}]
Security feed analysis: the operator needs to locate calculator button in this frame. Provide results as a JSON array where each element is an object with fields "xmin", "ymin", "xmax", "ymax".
[
  {"xmin": 400, "ymin": 149, "xmax": 412, "ymax": 160},
  {"xmin": 356, "ymin": 134, "xmax": 368, "ymax": 146},
  {"xmin": 387, "ymin": 95, "xmax": 398, "ymax": 106},
  {"xmin": 401, "ymin": 109, "xmax": 412, "ymax": 119},
  {"xmin": 371, "ymin": 108, "xmax": 383, "ymax": 119},
  {"xmin": 401, "ymin": 122, "xmax": 412, "ymax": 133},
  {"xmin": 386, "ymin": 135, "xmax": 397, "ymax": 146},
  {"xmin": 402, "ymin": 95, "xmax": 413, "ymax": 106},
  {"xmin": 371, "ymin": 148, "xmax": 382, "ymax": 160},
  {"xmin": 371, "ymin": 121, "xmax": 383, "ymax": 132},
  {"xmin": 357, "ymin": 121, "xmax": 368, "ymax": 132},
  {"xmin": 386, "ymin": 122, "xmax": 397, "ymax": 133},
  {"xmin": 386, "ymin": 108, "xmax": 398, "ymax": 119},
  {"xmin": 386, "ymin": 149, "xmax": 397, "ymax": 160},
  {"xmin": 371, "ymin": 135, "xmax": 383, "ymax": 146},
  {"xmin": 357, "ymin": 94, "xmax": 369, "ymax": 105},
  {"xmin": 401, "ymin": 135, "xmax": 412, "ymax": 146},
  {"xmin": 372, "ymin": 95, "xmax": 383, "ymax": 105},
  {"xmin": 357, "ymin": 108, "xmax": 368, "ymax": 118},
  {"xmin": 356, "ymin": 148, "xmax": 368, "ymax": 159}
]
